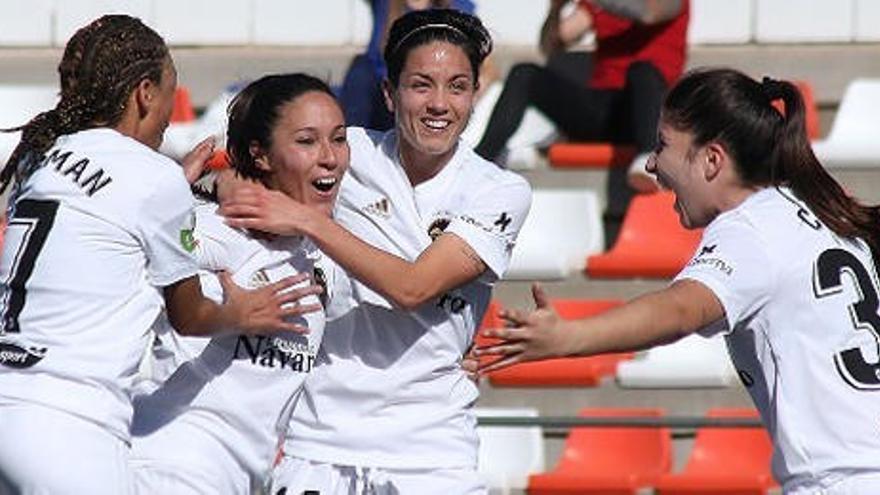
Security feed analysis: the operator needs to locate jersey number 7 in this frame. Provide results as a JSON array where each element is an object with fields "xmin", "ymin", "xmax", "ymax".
[
  {"xmin": 0, "ymin": 199, "xmax": 59, "ymax": 334},
  {"xmin": 814, "ymin": 248, "xmax": 880, "ymax": 391}
]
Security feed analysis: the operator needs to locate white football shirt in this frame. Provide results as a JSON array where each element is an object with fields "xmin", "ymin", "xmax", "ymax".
[
  {"xmin": 0, "ymin": 128, "xmax": 198, "ymax": 441},
  {"xmin": 285, "ymin": 127, "xmax": 532, "ymax": 468},
  {"xmin": 676, "ymin": 187, "xmax": 880, "ymax": 490},
  {"xmin": 131, "ymin": 201, "xmax": 329, "ymax": 482}
]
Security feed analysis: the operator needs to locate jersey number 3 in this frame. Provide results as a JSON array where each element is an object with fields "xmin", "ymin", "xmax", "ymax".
[
  {"xmin": 815, "ymin": 248, "xmax": 880, "ymax": 390},
  {"xmin": 0, "ymin": 199, "xmax": 59, "ymax": 334}
]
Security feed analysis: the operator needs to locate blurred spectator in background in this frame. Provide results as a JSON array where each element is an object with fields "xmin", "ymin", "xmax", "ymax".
[
  {"xmin": 340, "ymin": 0, "xmax": 498, "ymax": 131},
  {"xmin": 475, "ymin": 0, "xmax": 689, "ymax": 247}
]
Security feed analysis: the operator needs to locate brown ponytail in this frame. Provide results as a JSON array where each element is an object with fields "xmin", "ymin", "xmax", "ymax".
[{"xmin": 663, "ymin": 68, "xmax": 880, "ymax": 262}]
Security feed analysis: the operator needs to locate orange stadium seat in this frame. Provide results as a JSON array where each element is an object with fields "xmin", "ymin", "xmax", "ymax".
[
  {"xmin": 586, "ymin": 191, "xmax": 701, "ymax": 279},
  {"xmin": 547, "ymin": 142, "xmax": 637, "ymax": 169},
  {"xmin": 528, "ymin": 408, "xmax": 672, "ymax": 495},
  {"xmin": 170, "ymin": 85, "xmax": 196, "ymax": 123},
  {"xmin": 794, "ymin": 80, "xmax": 820, "ymax": 141},
  {"xmin": 478, "ymin": 299, "xmax": 633, "ymax": 387},
  {"xmin": 653, "ymin": 408, "xmax": 778, "ymax": 495}
]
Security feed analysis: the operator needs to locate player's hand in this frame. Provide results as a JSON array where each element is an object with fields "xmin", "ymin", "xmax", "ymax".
[
  {"xmin": 220, "ymin": 187, "xmax": 321, "ymax": 237},
  {"xmin": 461, "ymin": 344, "xmax": 481, "ymax": 383},
  {"xmin": 475, "ymin": 283, "xmax": 571, "ymax": 373},
  {"xmin": 180, "ymin": 136, "xmax": 216, "ymax": 184},
  {"xmin": 218, "ymin": 271, "xmax": 323, "ymax": 334}
]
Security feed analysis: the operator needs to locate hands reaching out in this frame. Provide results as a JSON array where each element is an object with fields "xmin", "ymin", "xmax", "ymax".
[{"xmin": 475, "ymin": 283, "xmax": 574, "ymax": 374}]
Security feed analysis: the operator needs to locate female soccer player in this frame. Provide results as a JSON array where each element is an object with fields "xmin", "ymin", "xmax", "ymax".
[
  {"xmin": 221, "ymin": 9, "xmax": 532, "ymax": 494},
  {"xmin": 0, "ymin": 16, "xmax": 302, "ymax": 495},
  {"xmin": 129, "ymin": 73, "xmax": 347, "ymax": 494},
  {"xmin": 478, "ymin": 68, "xmax": 880, "ymax": 494}
]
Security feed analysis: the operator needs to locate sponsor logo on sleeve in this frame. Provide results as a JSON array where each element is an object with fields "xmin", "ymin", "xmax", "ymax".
[
  {"xmin": 494, "ymin": 212, "xmax": 512, "ymax": 232},
  {"xmin": 687, "ymin": 243, "xmax": 733, "ymax": 275}
]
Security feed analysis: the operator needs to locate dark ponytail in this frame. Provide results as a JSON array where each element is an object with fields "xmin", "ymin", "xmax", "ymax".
[
  {"xmin": 767, "ymin": 78, "xmax": 880, "ymax": 259},
  {"xmin": 663, "ymin": 68, "xmax": 880, "ymax": 261},
  {"xmin": 0, "ymin": 14, "xmax": 168, "ymax": 195}
]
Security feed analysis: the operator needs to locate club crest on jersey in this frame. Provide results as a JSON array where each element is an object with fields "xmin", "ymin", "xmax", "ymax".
[
  {"xmin": 0, "ymin": 341, "xmax": 46, "ymax": 369},
  {"xmin": 428, "ymin": 218, "xmax": 450, "ymax": 241},
  {"xmin": 362, "ymin": 197, "xmax": 391, "ymax": 219},
  {"xmin": 179, "ymin": 211, "xmax": 198, "ymax": 253},
  {"xmin": 313, "ymin": 266, "xmax": 328, "ymax": 308}
]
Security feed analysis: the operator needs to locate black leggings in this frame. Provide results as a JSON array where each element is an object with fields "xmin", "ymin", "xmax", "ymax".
[{"xmin": 475, "ymin": 59, "xmax": 668, "ymax": 247}]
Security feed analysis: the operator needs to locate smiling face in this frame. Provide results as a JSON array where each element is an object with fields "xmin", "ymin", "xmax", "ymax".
[
  {"xmin": 254, "ymin": 91, "xmax": 349, "ymax": 217},
  {"xmin": 647, "ymin": 121, "xmax": 719, "ymax": 229},
  {"xmin": 384, "ymin": 40, "xmax": 476, "ymax": 173}
]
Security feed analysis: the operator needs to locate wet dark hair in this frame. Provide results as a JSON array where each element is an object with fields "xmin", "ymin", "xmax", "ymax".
[
  {"xmin": 225, "ymin": 73, "xmax": 337, "ymax": 182},
  {"xmin": 0, "ymin": 14, "xmax": 169, "ymax": 194},
  {"xmin": 383, "ymin": 8, "xmax": 492, "ymax": 88},
  {"xmin": 663, "ymin": 67, "xmax": 880, "ymax": 259}
]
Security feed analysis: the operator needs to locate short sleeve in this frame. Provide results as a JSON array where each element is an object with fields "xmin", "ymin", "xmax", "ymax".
[
  {"xmin": 674, "ymin": 216, "xmax": 776, "ymax": 337},
  {"xmin": 445, "ymin": 174, "xmax": 532, "ymax": 279},
  {"xmin": 138, "ymin": 168, "xmax": 199, "ymax": 287}
]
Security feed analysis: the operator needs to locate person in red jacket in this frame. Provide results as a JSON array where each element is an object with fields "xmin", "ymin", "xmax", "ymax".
[{"xmin": 475, "ymin": 0, "xmax": 689, "ymax": 247}]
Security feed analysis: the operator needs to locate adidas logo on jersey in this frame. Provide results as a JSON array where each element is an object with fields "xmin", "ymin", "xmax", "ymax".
[
  {"xmin": 0, "ymin": 341, "xmax": 46, "ymax": 369},
  {"xmin": 362, "ymin": 197, "xmax": 391, "ymax": 219}
]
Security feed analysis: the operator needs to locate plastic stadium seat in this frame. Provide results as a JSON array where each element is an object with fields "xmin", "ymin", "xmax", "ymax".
[
  {"xmin": 793, "ymin": 80, "xmax": 820, "ymax": 141},
  {"xmin": 812, "ymin": 78, "xmax": 880, "ymax": 168},
  {"xmin": 505, "ymin": 189, "xmax": 604, "ymax": 280},
  {"xmin": 479, "ymin": 299, "xmax": 633, "ymax": 387},
  {"xmin": 170, "ymin": 85, "xmax": 196, "ymax": 123},
  {"xmin": 548, "ymin": 142, "xmax": 637, "ymax": 169},
  {"xmin": 615, "ymin": 333, "xmax": 738, "ymax": 388},
  {"xmin": 586, "ymin": 191, "xmax": 701, "ymax": 279},
  {"xmin": 653, "ymin": 408, "xmax": 778, "ymax": 495},
  {"xmin": 0, "ymin": 84, "xmax": 58, "ymax": 167},
  {"xmin": 475, "ymin": 407, "xmax": 545, "ymax": 494},
  {"xmin": 528, "ymin": 408, "xmax": 672, "ymax": 495}
]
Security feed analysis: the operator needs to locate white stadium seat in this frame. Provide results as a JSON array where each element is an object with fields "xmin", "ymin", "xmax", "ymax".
[
  {"xmin": 755, "ymin": 0, "xmax": 853, "ymax": 43},
  {"xmin": 154, "ymin": 0, "xmax": 249, "ymax": 45},
  {"xmin": 616, "ymin": 333, "xmax": 739, "ymax": 388},
  {"xmin": 0, "ymin": 85, "xmax": 59, "ymax": 168},
  {"xmin": 474, "ymin": 407, "xmax": 545, "ymax": 495},
  {"xmin": 688, "ymin": 0, "xmax": 753, "ymax": 45},
  {"xmin": 505, "ymin": 188, "xmax": 604, "ymax": 280},
  {"xmin": 812, "ymin": 78, "xmax": 880, "ymax": 169},
  {"xmin": 54, "ymin": 0, "xmax": 153, "ymax": 47},
  {"xmin": 0, "ymin": 0, "xmax": 52, "ymax": 46},
  {"xmin": 855, "ymin": 0, "xmax": 880, "ymax": 41}
]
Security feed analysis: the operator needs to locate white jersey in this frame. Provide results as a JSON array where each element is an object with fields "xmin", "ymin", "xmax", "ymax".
[
  {"xmin": 131, "ymin": 201, "xmax": 329, "ymax": 483},
  {"xmin": 0, "ymin": 128, "xmax": 197, "ymax": 441},
  {"xmin": 285, "ymin": 127, "xmax": 532, "ymax": 468},
  {"xmin": 676, "ymin": 187, "xmax": 880, "ymax": 490}
]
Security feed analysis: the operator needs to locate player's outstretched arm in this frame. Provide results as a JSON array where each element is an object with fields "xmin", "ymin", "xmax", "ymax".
[
  {"xmin": 476, "ymin": 280, "xmax": 724, "ymax": 373},
  {"xmin": 221, "ymin": 185, "xmax": 486, "ymax": 310},
  {"xmin": 163, "ymin": 273, "xmax": 323, "ymax": 337}
]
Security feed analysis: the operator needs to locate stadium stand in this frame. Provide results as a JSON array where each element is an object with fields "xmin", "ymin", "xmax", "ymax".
[
  {"xmin": 478, "ymin": 299, "xmax": 632, "ymax": 387},
  {"xmin": 586, "ymin": 191, "xmax": 702, "ymax": 279},
  {"xmin": 475, "ymin": 407, "xmax": 545, "ymax": 495},
  {"xmin": 0, "ymin": 84, "xmax": 58, "ymax": 169},
  {"xmin": 652, "ymin": 408, "xmax": 777, "ymax": 495},
  {"xmin": 505, "ymin": 188, "xmax": 604, "ymax": 280},
  {"xmin": 615, "ymin": 334, "xmax": 738, "ymax": 389},
  {"xmin": 812, "ymin": 78, "xmax": 880, "ymax": 168},
  {"xmin": 527, "ymin": 408, "xmax": 671, "ymax": 495}
]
